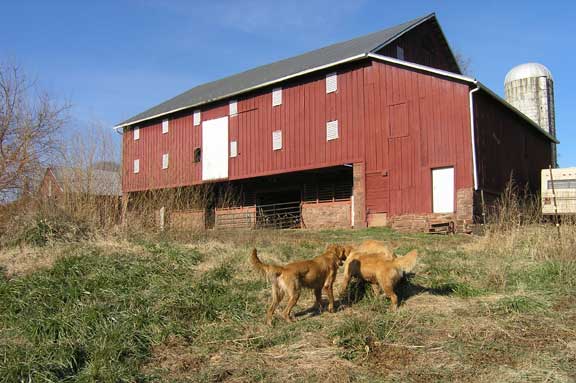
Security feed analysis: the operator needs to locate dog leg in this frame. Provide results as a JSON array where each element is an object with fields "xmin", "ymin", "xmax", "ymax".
[
  {"xmin": 339, "ymin": 264, "xmax": 352, "ymax": 297},
  {"xmin": 313, "ymin": 287, "xmax": 323, "ymax": 313},
  {"xmin": 282, "ymin": 289, "xmax": 300, "ymax": 322},
  {"xmin": 381, "ymin": 283, "xmax": 398, "ymax": 311},
  {"xmin": 371, "ymin": 283, "xmax": 381, "ymax": 296},
  {"xmin": 326, "ymin": 285, "xmax": 336, "ymax": 313},
  {"xmin": 266, "ymin": 283, "xmax": 283, "ymax": 326}
]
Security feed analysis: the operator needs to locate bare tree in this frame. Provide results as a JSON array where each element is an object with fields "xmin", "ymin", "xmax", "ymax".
[
  {"xmin": 0, "ymin": 61, "xmax": 69, "ymax": 200},
  {"xmin": 453, "ymin": 49, "xmax": 473, "ymax": 76}
]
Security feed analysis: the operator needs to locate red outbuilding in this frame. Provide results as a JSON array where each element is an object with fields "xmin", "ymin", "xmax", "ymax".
[{"xmin": 116, "ymin": 13, "xmax": 557, "ymax": 232}]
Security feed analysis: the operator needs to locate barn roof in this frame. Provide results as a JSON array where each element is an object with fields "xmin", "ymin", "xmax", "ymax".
[{"xmin": 117, "ymin": 13, "xmax": 437, "ymax": 128}]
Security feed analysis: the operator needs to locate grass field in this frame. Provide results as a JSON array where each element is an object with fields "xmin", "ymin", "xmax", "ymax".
[{"xmin": 1, "ymin": 227, "xmax": 575, "ymax": 382}]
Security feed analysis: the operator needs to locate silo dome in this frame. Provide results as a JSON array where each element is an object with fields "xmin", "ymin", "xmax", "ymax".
[
  {"xmin": 505, "ymin": 63, "xmax": 553, "ymax": 84},
  {"xmin": 504, "ymin": 62, "xmax": 556, "ymax": 166}
]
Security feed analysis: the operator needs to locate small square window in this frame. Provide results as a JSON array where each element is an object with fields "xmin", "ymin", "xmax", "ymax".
[
  {"xmin": 272, "ymin": 87, "xmax": 282, "ymax": 107},
  {"xmin": 193, "ymin": 110, "xmax": 201, "ymax": 126},
  {"xmin": 162, "ymin": 153, "xmax": 169, "ymax": 169},
  {"xmin": 193, "ymin": 148, "xmax": 201, "ymax": 163},
  {"xmin": 230, "ymin": 141, "xmax": 238, "ymax": 158},
  {"xmin": 133, "ymin": 127, "xmax": 140, "ymax": 140},
  {"xmin": 272, "ymin": 130, "xmax": 282, "ymax": 151},
  {"xmin": 133, "ymin": 159, "xmax": 140, "ymax": 174},
  {"xmin": 162, "ymin": 119, "xmax": 169, "ymax": 134},
  {"xmin": 326, "ymin": 120, "xmax": 339, "ymax": 141},
  {"xmin": 326, "ymin": 72, "xmax": 337, "ymax": 93},
  {"xmin": 229, "ymin": 100, "xmax": 238, "ymax": 116}
]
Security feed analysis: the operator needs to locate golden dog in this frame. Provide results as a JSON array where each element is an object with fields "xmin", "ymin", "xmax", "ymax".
[
  {"xmin": 340, "ymin": 249, "xmax": 418, "ymax": 311},
  {"xmin": 352, "ymin": 239, "xmax": 397, "ymax": 260},
  {"xmin": 251, "ymin": 244, "xmax": 350, "ymax": 325}
]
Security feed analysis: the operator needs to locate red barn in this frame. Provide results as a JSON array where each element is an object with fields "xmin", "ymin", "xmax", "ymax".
[{"xmin": 116, "ymin": 13, "xmax": 556, "ymax": 232}]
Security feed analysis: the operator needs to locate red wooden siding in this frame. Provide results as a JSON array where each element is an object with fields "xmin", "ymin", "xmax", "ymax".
[
  {"xmin": 375, "ymin": 18, "xmax": 460, "ymax": 74},
  {"xmin": 473, "ymin": 90, "xmax": 552, "ymax": 195},
  {"xmin": 362, "ymin": 61, "xmax": 473, "ymax": 216},
  {"xmin": 123, "ymin": 59, "xmax": 474, "ymax": 217}
]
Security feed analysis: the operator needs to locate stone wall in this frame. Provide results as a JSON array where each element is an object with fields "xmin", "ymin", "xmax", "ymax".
[
  {"xmin": 353, "ymin": 163, "xmax": 366, "ymax": 228},
  {"xmin": 302, "ymin": 201, "xmax": 351, "ymax": 229},
  {"xmin": 388, "ymin": 188, "xmax": 474, "ymax": 233}
]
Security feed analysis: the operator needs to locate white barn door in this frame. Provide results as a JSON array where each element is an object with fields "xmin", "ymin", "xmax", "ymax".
[
  {"xmin": 432, "ymin": 167, "xmax": 454, "ymax": 213},
  {"xmin": 202, "ymin": 117, "xmax": 228, "ymax": 181}
]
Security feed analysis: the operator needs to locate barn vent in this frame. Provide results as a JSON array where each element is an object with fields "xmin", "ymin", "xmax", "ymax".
[
  {"xmin": 230, "ymin": 141, "xmax": 238, "ymax": 157},
  {"xmin": 326, "ymin": 72, "xmax": 337, "ymax": 93},
  {"xmin": 162, "ymin": 119, "xmax": 169, "ymax": 134},
  {"xmin": 229, "ymin": 100, "xmax": 238, "ymax": 116},
  {"xmin": 133, "ymin": 159, "xmax": 140, "ymax": 174},
  {"xmin": 133, "ymin": 127, "xmax": 140, "ymax": 140},
  {"xmin": 396, "ymin": 46, "xmax": 405, "ymax": 60},
  {"xmin": 193, "ymin": 110, "xmax": 201, "ymax": 126},
  {"xmin": 162, "ymin": 153, "xmax": 169, "ymax": 169},
  {"xmin": 272, "ymin": 130, "xmax": 282, "ymax": 150},
  {"xmin": 326, "ymin": 120, "xmax": 339, "ymax": 141},
  {"xmin": 272, "ymin": 87, "xmax": 282, "ymax": 106}
]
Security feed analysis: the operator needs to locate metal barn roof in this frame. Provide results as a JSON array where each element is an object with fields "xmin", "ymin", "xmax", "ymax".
[{"xmin": 117, "ymin": 13, "xmax": 435, "ymax": 128}]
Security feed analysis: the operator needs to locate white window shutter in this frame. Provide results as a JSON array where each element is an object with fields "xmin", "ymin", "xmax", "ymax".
[
  {"xmin": 326, "ymin": 120, "xmax": 339, "ymax": 141},
  {"xmin": 229, "ymin": 100, "xmax": 238, "ymax": 116},
  {"xmin": 272, "ymin": 87, "xmax": 282, "ymax": 106},
  {"xmin": 193, "ymin": 110, "xmax": 201, "ymax": 126},
  {"xmin": 272, "ymin": 130, "xmax": 282, "ymax": 151},
  {"xmin": 230, "ymin": 141, "xmax": 238, "ymax": 157},
  {"xmin": 133, "ymin": 159, "xmax": 140, "ymax": 174},
  {"xmin": 396, "ymin": 46, "xmax": 405, "ymax": 60},
  {"xmin": 133, "ymin": 127, "xmax": 140, "ymax": 140},
  {"xmin": 162, "ymin": 119, "xmax": 169, "ymax": 134},
  {"xmin": 162, "ymin": 153, "xmax": 169, "ymax": 169},
  {"xmin": 326, "ymin": 72, "xmax": 337, "ymax": 93}
]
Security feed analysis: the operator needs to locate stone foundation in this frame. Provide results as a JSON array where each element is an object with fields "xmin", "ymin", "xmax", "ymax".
[
  {"xmin": 388, "ymin": 188, "xmax": 474, "ymax": 233},
  {"xmin": 302, "ymin": 201, "xmax": 352, "ymax": 229}
]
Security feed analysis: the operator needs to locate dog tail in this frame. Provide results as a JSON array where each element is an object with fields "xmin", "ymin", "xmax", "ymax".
[
  {"xmin": 250, "ymin": 248, "xmax": 284, "ymax": 276},
  {"xmin": 392, "ymin": 249, "xmax": 418, "ymax": 273}
]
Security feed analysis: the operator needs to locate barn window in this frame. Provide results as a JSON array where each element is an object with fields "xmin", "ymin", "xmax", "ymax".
[
  {"xmin": 193, "ymin": 148, "xmax": 201, "ymax": 163},
  {"xmin": 48, "ymin": 180, "xmax": 52, "ymax": 197},
  {"xmin": 272, "ymin": 130, "xmax": 282, "ymax": 150},
  {"xmin": 229, "ymin": 100, "xmax": 238, "ymax": 116},
  {"xmin": 230, "ymin": 141, "xmax": 238, "ymax": 158},
  {"xmin": 133, "ymin": 127, "xmax": 140, "ymax": 140},
  {"xmin": 193, "ymin": 110, "xmax": 201, "ymax": 126},
  {"xmin": 272, "ymin": 87, "xmax": 282, "ymax": 106},
  {"xmin": 133, "ymin": 159, "xmax": 140, "ymax": 174},
  {"xmin": 396, "ymin": 46, "xmax": 405, "ymax": 60},
  {"xmin": 162, "ymin": 153, "xmax": 169, "ymax": 169},
  {"xmin": 326, "ymin": 72, "xmax": 337, "ymax": 93},
  {"xmin": 162, "ymin": 119, "xmax": 169, "ymax": 134},
  {"xmin": 326, "ymin": 120, "xmax": 339, "ymax": 141}
]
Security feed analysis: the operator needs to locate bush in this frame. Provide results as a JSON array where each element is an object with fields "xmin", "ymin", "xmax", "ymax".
[{"xmin": 3, "ymin": 207, "xmax": 92, "ymax": 247}]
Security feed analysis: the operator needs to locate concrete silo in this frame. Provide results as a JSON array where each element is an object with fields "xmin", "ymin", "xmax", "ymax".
[{"xmin": 504, "ymin": 63, "xmax": 556, "ymax": 166}]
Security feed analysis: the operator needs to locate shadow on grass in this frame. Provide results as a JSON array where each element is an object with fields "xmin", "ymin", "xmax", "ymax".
[{"xmin": 338, "ymin": 275, "xmax": 456, "ymax": 310}]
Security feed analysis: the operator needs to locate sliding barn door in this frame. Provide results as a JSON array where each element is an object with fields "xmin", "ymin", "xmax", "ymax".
[{"xmin": 202, "ymin": 117, "xmax": 229, "ymax": 181}]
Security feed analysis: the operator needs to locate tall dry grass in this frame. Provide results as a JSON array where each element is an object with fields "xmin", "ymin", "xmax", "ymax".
[{"xmin": 479, "ymin": 180, "xmax": 575, "ymax": 261}]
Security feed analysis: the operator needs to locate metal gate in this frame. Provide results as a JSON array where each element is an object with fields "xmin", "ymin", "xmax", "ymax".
[
  {"xmin": 256, "ymin": 201, "xmax": 301, "ymax": 229},
  {"xmin": 213, "ymin": 201, "xmax": 301, "ymax": 229}
]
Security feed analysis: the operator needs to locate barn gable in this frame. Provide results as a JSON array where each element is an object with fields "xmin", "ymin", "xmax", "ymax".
[{"xmin": 116, "ymin": 13, "xmax": 461, "ymax": 129}]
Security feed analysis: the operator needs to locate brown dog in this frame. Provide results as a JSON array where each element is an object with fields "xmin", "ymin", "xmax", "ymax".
[
  {"xmin": 340, "ymin": 249, "xmax": 418, "ymax": 311},
  {"xmin": 251, "ymin": 244, "xmax": 350, "ymax": 325},
  {"xmin": 353, "ymin": 239, "xmax": 397, "ymax": 260}
]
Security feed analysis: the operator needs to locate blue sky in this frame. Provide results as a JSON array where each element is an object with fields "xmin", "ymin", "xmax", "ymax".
[{"xmin": 1, "ymin": 0, "xmax": 574, "ymax": 166}]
